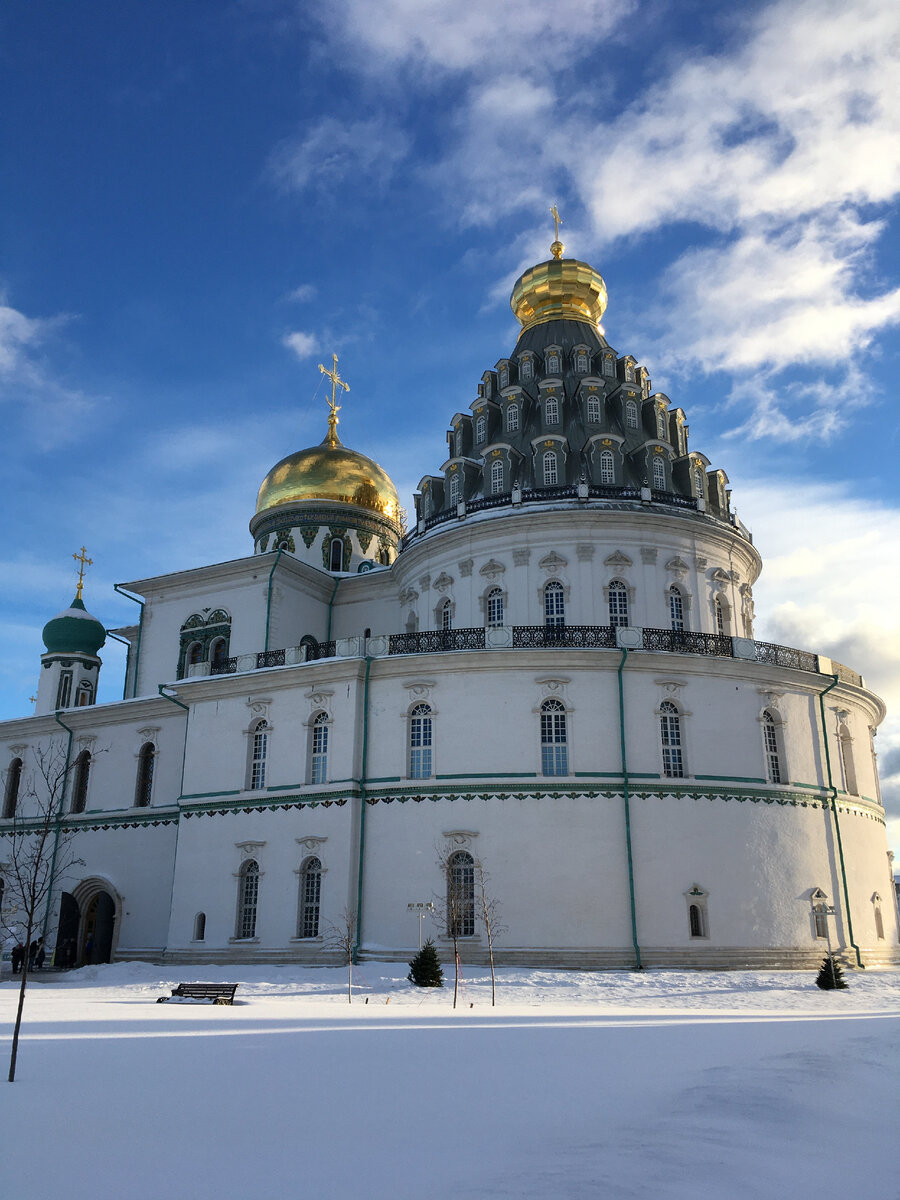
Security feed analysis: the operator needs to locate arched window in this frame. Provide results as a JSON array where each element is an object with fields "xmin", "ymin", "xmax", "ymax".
[
  {"xmin": 668, "ymin": 585, "xmax": 684, "ymax": 631},
  {"xmin": 656, "ymin": 410, "xmax": 667, "ymax": 439},
  {"xmin": 193, "ymin": 912, "xmax": 206, "ymax": 941},
  {"xmin": 542, "ymin": 451, "xmax": 558, "ymax": 486},
  {"xmin": 544, "ymin": 396, "xmax": 559, "ymax": 425},
  {"xmin": 71, "ymin": 749, "xmax": 91, "ymax": 813},
  {"xmin": 624, "ymin": 363, "xmax": 635, "ymax": 382},
  {"xmin": 544, "ymin": 580, "xmax": 565, "ymax": 628},
  {"xmin": 299, "ymin": 856, "xmax": 322, "ymax": 938},
  {"xmin": 454, "ymin": 429, "xmax": 462, "ymax": 457},
  {"xmin": 447, "ymin": 850, "xmax": 475, "ymax": 938},
  {"xmin": 625, "ymin": 399, "xmax": 639, "ymax": 429},
  {"xmin": 486, "ymin": 587, "xmax": 504, "ymax": 627},
  {"xmin": 330, "ymin": 537, "xmax": 344, "ymax": 572},
  {"xmin": 76, "ymin": 681, "xmax": 93, "ymax": 707},
  {"xmin": 813, "ymin": 899, "xmax": 829, "ymax": 939},
  {"xmin": 547, "ymin": 353, "xmax": 560, "ymax": 375},
  {"xmin": 475, "ymin": 414, "xmax": 486, "ymax": 443},
  {"xmin": 541, "ymin": 698, "xmax": 568, "ymax": 776},
  {"xmin": 506, "ymin": 403, "xmax": 519, "ymax": 433},
  {"xmin": 694, "ymin": 470, "xmax": 704, "ymax": 499},
  {"xmin": 838, "ymin": 725, "xmax": 857, "ymax": 794},
  {"xmin": 210, "ymin": 637, "xmax": 228, "ymax": 670},
  {"xmin": 449, "ymin": 473, "xmax": 461, "ymax": 508},
  {"xmin": 134, "ymin": 742, "xmax": 155, "ymax": 808},
  {"xmin": 576, "ymin": 351, "xmax": 588, "ymax": 373},
  {"xmin": 713, "ymin": 595, "xmax": 727, "ymax": 636},
  {"xmin": 56, "ymin": 671, "xmax": 73, "ymax": 709},
  {"xmin": 521, "ymin": 357, "xmax": 533, "ymax": 380},
  {"xmin": 409, "ymin": 703, "xmax": 433, "ymax": 779},
  {"xmin": 587, "ymin": 395, "xmax": 601, "ymax": 424},
  {"xmin": 188, "ymin": 642, "xmax": 203, "ymax": 668},
  {"xmin": 236, "ymin": 860, "xmax": 259, "ymax": 939},
  {"xmin": 440, "ymin": 598, "xmax": 453, "ymax": 630},
  {"xmin": 660, "ymin": 701, "xmax": 684, "ymax": 777},
  {"xmin": 874, "ymin": 899, "xmax": 884, "ymax": 940},
  {"xmin": 309, "ymin": 713, "xmax": 328, "ymax": 785},
  {"xmin": 652, "ymin": 456, "xmax": 666, "ymax": 490},
  {"xmin": 762, "ymin": 711, "xmax": 782, "ymax": 784},
  {"xmin": 603, "ymin": 355, "xmax": 616, "ymax": 377},
  {"xmin": 608, "ymin": 580, "xmax": 629, "ymax": 628},
  {"xmin": 248, "ymin": 719, "xmax": 268, "ymax": 791},
  {"xmin": 599, "ymin": 450, "xmax": 615, "ymax": 484},
  {"xmin": 689, "ymin": 904, "xmax": 706, "ymax": 938},
  {"xmin": 499, "ymin": 366, "xmax": 509, "ymax": 388},
  {"xmin": 490, "ymin": 459, "xmax": 504, "ymax": 494},
  {"xmin": 3, "ymin": 757, "xmax": 22, "ymax": 819}
]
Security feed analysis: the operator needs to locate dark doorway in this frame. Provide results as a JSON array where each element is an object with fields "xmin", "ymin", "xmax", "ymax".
[
  {"xmin": 81, "ymin": 891, "xmax": 115, "ymax": 964},
  {"xmin": 56, "ymin": 892, "xmax": 79, "ymax": 968}
]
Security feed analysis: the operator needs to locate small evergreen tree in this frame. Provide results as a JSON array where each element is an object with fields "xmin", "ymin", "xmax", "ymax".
[
  {"xmin": 408, "ymin": 939, "xmax": 444, "ymax": 987},
  {"xmin": 815, "ymin": 954, "xmax": 848, "ymax": 990}
]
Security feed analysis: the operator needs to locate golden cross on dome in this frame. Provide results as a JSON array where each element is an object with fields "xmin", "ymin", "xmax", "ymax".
[
  {"xmin": 29, "ymin": 695, "xmax": 36, "ymax": 705},
  {"xmin": 550, "ymin": 204, "xmax": 564, "ymax": 259},
  {"xmin": 318, "ymin": 353, "xmax": 350, "ymax": 447},
  {"xmin": 72, "ymin": 546, "xmax": 93, "ymax": 601}
]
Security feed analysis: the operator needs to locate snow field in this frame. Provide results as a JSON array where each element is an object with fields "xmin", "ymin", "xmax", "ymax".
[{"xmin": 1, "ymin": 963, "xmax": 897, "ymax": 1200}]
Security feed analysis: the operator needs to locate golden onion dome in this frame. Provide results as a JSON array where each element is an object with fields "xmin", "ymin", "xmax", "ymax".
[
  {"xmin": 255, "ymin": 432, "xmax": 401, "ymax": 527},
  {"xmin": 510, "ymin": 236, "xmax": 608, "ymax": 333}
]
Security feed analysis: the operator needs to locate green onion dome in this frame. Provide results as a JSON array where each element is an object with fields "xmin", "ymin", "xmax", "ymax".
[{"xmin": 42, "ymin": 596, "xmax": 106, "ymax": 657}]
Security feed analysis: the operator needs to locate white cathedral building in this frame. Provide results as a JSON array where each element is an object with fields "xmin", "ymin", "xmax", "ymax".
[{"xmin": 2, "ymin": 233, "xmax": 897, "ymax": 970}]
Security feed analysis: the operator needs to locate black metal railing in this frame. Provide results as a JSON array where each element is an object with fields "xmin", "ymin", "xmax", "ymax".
[
  {"xmin": 256, "ymin": 649, "xmax": 286, "ymax": 669},
  {"xmin": 512, "ymin": 624, "xmax": 617, "ymax": 649},
  {"xmin": 389, "ymin": 628, "xmax": 486, "ymax": 655},
  {"xmin": 752, "ymin": 640, "xmax": 818, "ymax": 674},
  {"xmin": 641, "ymin": 628, "xmax": 733, "ymax": 656},
  {"xmin": 210, "ymin": 657, "xmax": 238, "ymax": 675}
]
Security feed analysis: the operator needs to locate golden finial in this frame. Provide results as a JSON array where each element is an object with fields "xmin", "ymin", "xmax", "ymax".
[
  {"xmin": 72, "ymin": 546, "xmax": 93, "ymax": 601},
  {"xmin": 550, "ymin": 204, "xmax": 564, "ymax": 259},
  {"xmin": 318, "ymin": 353, "xmax": 350, "ymax": 447},
  {"xmin": 29, "ymin": 695, "xmax": 36, "ymax": 705}
]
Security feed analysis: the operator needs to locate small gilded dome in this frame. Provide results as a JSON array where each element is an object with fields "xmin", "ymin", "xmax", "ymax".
[
  {"xmin": 511, "ymin": 255, "xmax": 608, "ymax": 333},
  {"xmin": 255, "ymin": 433, "xmax": 401, "ymax": 527},
  {"xmin": 42, "ymin": 596, "xmax": 106, "ymax": 657}
]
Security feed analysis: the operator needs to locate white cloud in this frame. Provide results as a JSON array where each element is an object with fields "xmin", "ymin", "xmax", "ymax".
[
  {"xmin": 285, "ymin": 284, "xmax": 317, "ymax": 303},
  {"xmin": 282, "ymin": 331, "xmax": 318, "ymax": 360},
  {"xmin": 269, "ymin": 116, "xmax": 410, "ymax": 194}
]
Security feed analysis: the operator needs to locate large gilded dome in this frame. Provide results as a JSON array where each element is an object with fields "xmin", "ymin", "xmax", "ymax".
[{"xmin": 255, "ymin": 433, "xmax": 401, "ymax": 526}]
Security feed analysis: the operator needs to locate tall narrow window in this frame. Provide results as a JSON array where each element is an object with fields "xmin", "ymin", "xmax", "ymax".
[
  {"xmin": 3, "ymin": 758, "xmax": 22, "ymax": 819},
  {"xmin": 475, "ymin": 414, "xmax": 486, "ymax": 443},
  {"xmin": 603, "ymin": 355, "xmax": 615, "ymax": 377},
  {"xmin": 486, "ymin": 587, "xmax": 504, "ymax": 627},
  {"xmin": 210, "ymin": 637, "xmax": 227, "ymax": 670},
  {"xmin": 813, "ymin": 901, "xmax": 828, "ymax": 939},
  {"xmin": 660, "ymin": 701, "xmax": 684, "ymax": 777},
  {"xmin": 542, "ymin": 451, "xmax": 558, "ymax": 486},
  {"xmin": 506, "ymin": 403, "xmax": 519, "ymax": 432},
  {"xmin": 56, "ymin": 671, "xmax": 73, "ymax": 709},
  {"xmin": 134, "ymin": 742, "xmax": 155, "ymax": 808},
  {"xmin": 541, "ymin": 699, "xmax": 568, "ymax": 776},
  {"xmin": 652, "ymin": 456, "xmax": 666, "ymax": 490},
  {"xmin": 299, "ymin": 856, "xmax": 322, "ymax": 938},
  {"xmin": 249, "ymin": 719, "xmax": 268, "ymax": 791},
  {"xmin": 440, "ymin": 598, "xmax": 453, "ymax": 630},
  {"xmin": 714, "ymin": 595, "xmax": 727, "ymax": 636},
  {"xmin": 544, "ymin": 581, "xmax": 565, "ymax": 628},
  {"xmin": 838, "ymin": 725, "xmax": 857, "ymax": 794},
  {"xmin": 449, "ymin": 473, "xmax": 460, "ymax": 508},
  {"xmin": 547, "ymin": 353, "xmax": 560, "ymax": 375},
  {"xmin": 188, "ymin": 642, "xmax": 203, "ymax": 669},
  {"xmin": 762, "ymin": 711, "xmax": 782, "ymax": 784},
  {"xmin": 75, "ymin": 681, "xmax": 93, "ymax": 707},
  {"xmin": 409, "ymin": 704, "xmax": 433, "ymax": 779},
  {"xmin": 576, "ymin": 351, "xmax": 588, "ymax": 372},
  {"xmin": 309, "ymin": 713, "xmax": 328, "ymax": 785},
  {"xmin": 625, "ymin": 399, "xmax": 639, "ymax": 429},
  {"xmin": 193, "ymin": 912, "xmax": 206, "ymax": 941},
  {"xmin": 544, "ymin": 396, "xmax": 559, "ymax": 425},
  {"xmin": 236, "ymin": 860, "xmax": 259, "ymax": 939},
  {"xmin": 330, "ymin": 537, "xmax": 344, "ymax": 572},
  {"xmin": 668, "ymin": 585, "xmax": 684, "ymax": 631},
  {"xmin": 689, "ymin": 904, "xmax": 706, "ymax": 938},
  {"xmin": 490, "ymin": 459, "xmax": 504, "ymax": 494},
  {"xmin": 454, "ymin": 430, "xmax": 462, "ymax": 457},
  {"xmin": 694, "ymin": 470, "xmax": 704, "ymax": 499},
  {"xmin": 608, "ymin": 580, "xmax": 629, "ymax": 627},
  {"xmin": 71, "ymin": 749, "xmax": 91, "ymax": 814},
  {"xmin": 587, "ymin": 396, "xmax": 601, "ymax": 423},
  {"xmin": 447, "ymin": 850, "xmax": 475, "ymax": 938},
  {"xmin": 656, "ymin": 410, "xmax": 667, "ymax": 439},
  {"xmin": 521, "ymin": 358, "xmax": 533, "ymax": 380},
  {"xmin": 599, "ymin": 450, "xmax": 615, "ymax": 484},
  {"xmin": 499, "ymin": 366, "xmax": 509, "ymax": 388},
  {"xmin": 874, "ymin": 901, "xmax": 884, "ymax": 940}
]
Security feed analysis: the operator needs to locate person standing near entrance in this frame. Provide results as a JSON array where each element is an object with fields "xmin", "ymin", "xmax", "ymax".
[
  {"xmin": 11, "ymin": 942, "xmax": 24, "ymax": 974},
  {"xmin": 35, "ymin": 939, "xmax": 45, "ymax": 970}
]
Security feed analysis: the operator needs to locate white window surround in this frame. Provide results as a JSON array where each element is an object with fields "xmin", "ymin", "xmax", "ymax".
[
  {"xmin": 506, "ymin": 403, "xmax": 519, "ymax": 432},
  {"xmin": 409, "ymin": 703, "xmax": 433, "ymax": 780},
  {"xmin": 599, "ymin": 449, "xmax": 615, "ymax": 484},
  {"xmin": 659, "ymin": 700, "xmax": 686, "ymax": 778},
  {"xmin": 685, "ymin": 886, "xmax": 709, "ymax": 938}
]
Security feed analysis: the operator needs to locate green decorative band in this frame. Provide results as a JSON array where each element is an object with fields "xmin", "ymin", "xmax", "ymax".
[{"xmin": 251, "ymin": 505, "xmax": 399, "ymax": 543}]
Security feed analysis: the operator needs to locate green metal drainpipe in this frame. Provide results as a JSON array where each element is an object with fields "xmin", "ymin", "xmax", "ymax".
[
  {"xmin": 114, "ymin": 584, "xmax": 145, "ymax": 699},
  {"xmin": 325, "ymin": 576, "xmax": 340, "ymax": 644},
  {"xmin": 263, "ymin": 549, "xmax": 283, "ymax": 654},
  {"xmin": 352, "ymin": 655, "xmax": 373, "ymax": 964},
  {"xmin": 42, "ymin": 712, "xmax": 75, "ymax": 942},
  {"xmin": 816, "ymin": 674, "xmax": 863, "ymax": 968},
  {"xmin": 617, "ymin": 647, "xmax": 643, "ymax": 970},
  {"xmin": 105, "ymin": 630, "xmax": 132, "ymax": 701},
  {"xmin": 157, "ymin": 685, "xmax": 191, "ymax": 961}
]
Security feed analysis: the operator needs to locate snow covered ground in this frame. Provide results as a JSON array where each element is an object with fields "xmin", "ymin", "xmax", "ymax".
[{"xmin": 1, "ymin": 962, "xmax": 897, "ymax": 1200}]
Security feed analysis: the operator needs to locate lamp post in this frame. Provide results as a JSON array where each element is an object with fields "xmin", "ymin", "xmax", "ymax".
[{"xmin": 407, "ymin": 901, "xmax": 434, "ymax": 949}]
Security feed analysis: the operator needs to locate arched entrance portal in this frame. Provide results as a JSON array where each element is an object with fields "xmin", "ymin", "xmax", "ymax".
[
  {"xmin": 55, "ymin": 892, "xmax": 80, "ymax": 967},
  {"xmin": 81, "ymin": 892, "xmax": 115, "ymax": 965}
]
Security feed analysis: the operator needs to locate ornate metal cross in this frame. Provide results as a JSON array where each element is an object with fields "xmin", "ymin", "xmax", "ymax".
[
  {"xmin": 72, "ymin": 545, "xmax": 93, "ymax": 600},
  {"xmin": 318, "ymin": 353, "xmax": 350, "ymax": 446}
]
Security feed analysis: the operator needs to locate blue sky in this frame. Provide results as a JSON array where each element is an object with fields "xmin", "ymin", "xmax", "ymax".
[{"xmin": 2, "ymin": 0, "xmax": 899, "ymax": 848}]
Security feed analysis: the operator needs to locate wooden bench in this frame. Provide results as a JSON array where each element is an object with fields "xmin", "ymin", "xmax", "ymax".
[{"xmin": 157, "ymin": 982, "xmax": 239, "ymax": 1005}]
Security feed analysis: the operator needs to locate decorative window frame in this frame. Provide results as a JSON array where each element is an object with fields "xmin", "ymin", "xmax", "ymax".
[
  {"xmin": 307, "ymin": 710, "xmax": 331, "ymax": 786},
  {"xmin": 231, "ymin": 850, "xmax": 264, "ymax": 942},
  {"xmin": 604, "ymin": 579, "xmax": 633, "ymax": 627},
  {"xmin": 133, "ymin": 739, "xmax": 157, "ymax": 808},
  {"xmin": 541, "ymin": 578, "xmax": 569, "ymax": 626},
  {"xmin": 2, "ymin": 753, "xmax": 24, "ymax": 820},
  {"xmin": 293, "ymin": 842, "xmax": 327, "ymax": 941},
  {"xmin": 685, "ymin": 885, "xmax": 709, "ymax": 939},
  {"xmin": 655, "ymin": 684, "xmax": 690, "ymax": 779},
  {"xmin": 757, "ymin": 697, "xmax": 788, "ymax": 785},
  {"xmin": 407, "ymin": 701, "xmax": 435, "ymax": 780},
  {"xmin": 435, "ymin": 596, "xmax": 455, "ymax": 630}
]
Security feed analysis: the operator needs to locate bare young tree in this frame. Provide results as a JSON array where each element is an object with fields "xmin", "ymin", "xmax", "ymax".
[
  {"xmin": 323, "ymin": 906, "xmax": 358, "ymax": 1003},
  {"xmin": 434, "ymin": 843, "xmax": 476, "ymax": 1010},
  {"xmin": 476, "ymin": 861, "xmax": 506, "ymax": 1007},
  {"xmin": 1, "ymin": 740, "xmax": 83, "ymax": 1083}
]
